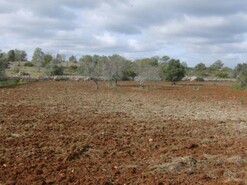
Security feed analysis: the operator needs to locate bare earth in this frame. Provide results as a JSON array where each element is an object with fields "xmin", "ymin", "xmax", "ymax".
[{"xmin": 0, "ymin": 81, "xmax": 247, "ymax": 185}]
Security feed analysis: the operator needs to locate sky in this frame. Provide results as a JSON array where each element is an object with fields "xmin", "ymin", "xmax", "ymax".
[{"xmin": 1, "ymin": 0, "xmax": 247, "ymax": 67}]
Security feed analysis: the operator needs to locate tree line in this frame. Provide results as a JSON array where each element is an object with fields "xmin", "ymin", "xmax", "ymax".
[{"xmin": 1, "ymin": 48, "xmax": 247, "ymax": 88}]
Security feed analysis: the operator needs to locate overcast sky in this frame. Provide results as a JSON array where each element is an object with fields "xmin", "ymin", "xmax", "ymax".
[{"xmin": 1, "ymin": 0, "xmax": 247, "ymax": 67}]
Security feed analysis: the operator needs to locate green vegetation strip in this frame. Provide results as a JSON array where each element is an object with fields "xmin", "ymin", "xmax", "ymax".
[{"xmin": 0, "ymin": 80, "xmax": 20, "ymax": 87}]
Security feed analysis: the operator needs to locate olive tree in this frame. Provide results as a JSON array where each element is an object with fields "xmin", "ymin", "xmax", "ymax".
[
  {"xmin": 79, "ymin": 55, "xmax": 102, "ymax": 89},
  {"xmin": 134, "ymin": 57, "xmax": 160, "ymax": 87},
  {"xmin": 194, "ymin": 63, "xmax": 207, "ymax": 77},
  {"xmin": 32, "ymin": 48, "xmax": 44, "ymax": 71},
  {"xmin": 69, "ymin": 55, "xmax": 77, "ymax": 63},
  {"xmin": 45, "ymin": 59, "xmax": 64, "ymax": 76},
  {"xmin": 235, "ymin": 63, "xmax": 247, "ymax": 88},
  {"xmin": 0, "ymin": 50, "xmax": 8, "ymax": 78},
  {"xmin": 163, "ymin": 59, "xmax": 185, "ymax": 85},
  {"xmin": 104, "ymin": 54, "xmax": 128, "ymax": 86}
]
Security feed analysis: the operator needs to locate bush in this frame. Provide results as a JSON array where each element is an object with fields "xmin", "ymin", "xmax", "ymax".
[
  {"xmin": 195, "ymin": 77, "xmax": 205, "ymax": 81},
  {"xmin": 230, "ymin": 84, "xmax": 246, "ymax": 91},
  {"xmin": 216, "ymin": 72, "xmax": 228, "ymax": 78},
  {"xmin": 0, "ymin": 79, "xmax": 20, "ymax": 87},
  {"xmin": 0, "ymin": 54, "xmax": 8, "ymax": 77},
  {"xmin": 237, "ymin": 65, "xmax": 247, "ymax": 88},
  {"xmin": 69, "ymin": 65, "xmax": 78, "ymax": 72},
  {"xmin": 46, "ymin": 65, "xmax": 64, "ymax": 76},
  {"xmin": 24, "ymin": 62, "xmax": 34, "ymax": 67},
  {"xmin": 163, "ymin": 59, "xmax": 185, "ymax": 84},
  {"xmin": 13, "ymin": 66, "xmax": 20, "ymax": 74}
]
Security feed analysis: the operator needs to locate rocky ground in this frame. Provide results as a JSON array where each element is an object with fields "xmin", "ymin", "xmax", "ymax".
[{"xmin": 0, "ymin": 81, "xmax": 246, "ymax": 184}]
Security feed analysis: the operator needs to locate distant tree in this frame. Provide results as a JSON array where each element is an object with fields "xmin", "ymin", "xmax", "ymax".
[
  {"xmin": 135, "ymin": 66, "xmax": 161, "ymax": 88},
  {"xmin": 161, "ymin": 55, "xmax": 170, "ymax": 62},
  {"xmin": 163, "ymin": 59, "xmax": 185, "ymax": 84},
  {"xmin": 215, "ymin": 67, "xmax": 232, "ymax": 78},
  {"xmin": 210, "ymin": 60, "xmax": 224, "ymax": 71},
  {"xmin": 79, "ymin": 55, "xmax": 102, "ymax": 89},
  {"xmin": 194, "ymin": 63, "xmax": 207, "ymax": 77},
  {"xmin": 133, "ymin": 57, "xmax": 162, "ymax": 87},
  {"xmin": 232, "ymin": 63, "xmax": 247, "ymax": 87},
  {"xmin": 0, "ymin": 50, "xmax": 8, "ymax": 78},
  {"xmin": 69, "ymin": 55, "xmax": 77, "ymax": 63},
  {"xmin": 14, "ymin": 49, "xmax": 27, "ymax": 62},
  {"xmin": 195, "ymin": 63, "xmax": 206, "ymax": 71},
  {"xmin": 104, "ymin": 54, "xmax": 128, "ymax": 86},
  {"xmin": 233, "ymin": 63, "xmax": 247, "ymax": 78},
  {"xmin": 237, "ymin": 64, "xmax": 247, "ymax": 87},
  {"xmin": 43, "ymin": 54, "xmax": 53, "ymax": 67},
  {"xmin": 7, "ymin": 50, "xmax": 15, "ymax": 62},
  {"xmin": 54, "ymin": 53, "xmax": 64, "ymax": 64},
  {"xmin": 32, "ymin": 48, "xmax": 44, "ymax": 71},
  {"xmin": 122, "ymin": 61, "xmax": 137, "ymax": 80},
  {"xmin": 135, "ymin": 57, "xmax": 158, "ymax": 74},
  {"xmin": 45, "ymin": 59, "xmax": 64, "ymax": 76}
]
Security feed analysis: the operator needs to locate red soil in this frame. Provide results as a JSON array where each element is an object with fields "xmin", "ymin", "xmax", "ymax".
[{"xmin": 0, "ymin": 81, "xmax": 246, "ymax": 184}]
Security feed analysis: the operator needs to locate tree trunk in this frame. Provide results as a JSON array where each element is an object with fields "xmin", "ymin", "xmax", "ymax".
[{"xmin": 93, "ymin": 79, "xmax": 99, "ymax": 90}]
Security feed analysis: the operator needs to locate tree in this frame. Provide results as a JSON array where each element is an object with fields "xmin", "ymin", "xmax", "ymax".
[
  {"xmin": 209, "ymin": 60, "xmax": 224, "ymax": 72},
  {"xmin": 7, "ymin": 50, "xmax": 15, "ymax": 62},
  {"xmin": 134, "ymin": 57, "xmax": 160, "ymax": 87},
  {"xmin": 215, "ymin": 67, "xmax": 232, "ymax": 78},
  {"xmin": 233, "ymin": 63, "xmax": 247, "ymax": 87},
  {"xmin": 122, "ymin": 61, "xmax": 137, "ymax": 80},
  {"xmin": 69, "ymin": 55, "xmax": 77, "ymax": 63},
  {"xmin": 79, "ymin": 55, "xmax": 102, "ymax": 89},
  {"xmin": 45, "ymin": 59, "xmax": 64, "ymax": 76},
  {"xmin": 135, "ymin": 66, "xmax": 161, "ymax": 88},
  {"xmin": 54, "ymin": 53, "xmax": 64, "ymax": 64},
  {"xmin": 194, "ymin": 63, "xmax": 207, "ymax": 77},
  {"xmin": 161, "ymin": 55, "xmax": 170, "ymax": 62},
  {"xmin": 14, "ymin": 49, "xmax": 27, "ymax": 62},
  {"xmin": 32, "ymin": 48, "xmax": 44, "ymax": 71},
  {"xmin": 43, "ymin": 54, "xmax": 53, "ymax": 67},
  {"xmin": 163, "ymin": 59, "xmax": 185, "ymax": 84},
  {"xmin": 237, "ymin": 64, "xmax": 247, "ymax": 88},
  {"xmin": 104, "ymin": 54, "xmax": 128, "ymax": 86},
  {"xmin": 233, "ymin": 63, "xmax": 247, "ymax": 78},
  {"xmin": 45, "ymin": 65, "xmax": 62, "ymax": 76},
  {"xmin": 0, "ymin": 50, "xmax": 8, "ymax": 78},
  {"xmin": 135, "ymin": 57, "xmax": 158, "ymax": 74}
]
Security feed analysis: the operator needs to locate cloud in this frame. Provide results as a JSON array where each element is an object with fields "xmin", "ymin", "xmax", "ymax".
[{"xmin": 0, "ymin": 0, "xmax": 247, "ymax": 66}]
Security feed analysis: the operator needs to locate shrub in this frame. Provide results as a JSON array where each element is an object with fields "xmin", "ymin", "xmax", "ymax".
[
  {"xmin": 69, "ymin": 65, "xmax": 78, "ymax": 71},
  {"xmin": 163, "ymin": 59, "xmax": 185, "ymax": 84},
  {"xmin": 216, "ymin": 72, "xmax": 228, "ymax": 78},
  {"xmin": 237, "ymin": 65, "xmax": 247, "ymax": 88},
  {"xmin": 0, "ymin": 79, "xmax": 20, "ymax": 87},
  {"xmin": 195, "ymin": 77, "xmax": 205, "ymax": 81},
  {"xmin": 46, "ymin": 65, "xmax": 64, "ymax": 76},
  {"xmin": 24, "ymin": 62, "xmax": 34, "ymax": 67},
  {"xmin": 13, "ymin": 66, "xmax": 20, "ymax": 74}
]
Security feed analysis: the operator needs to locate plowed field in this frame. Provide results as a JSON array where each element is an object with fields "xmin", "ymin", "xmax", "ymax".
[{"xmin": 0, "ymin": 81, "xmax": 247, "ymax": 185}]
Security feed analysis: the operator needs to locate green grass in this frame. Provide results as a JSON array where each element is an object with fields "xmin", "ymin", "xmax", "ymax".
[
  {"xmin": 0, "ymin": 79, "xmax": 20, "ymax": 87},
  {"xmin": 230, "ymin": 83, "xmax": 247, "ymax": 91}
]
